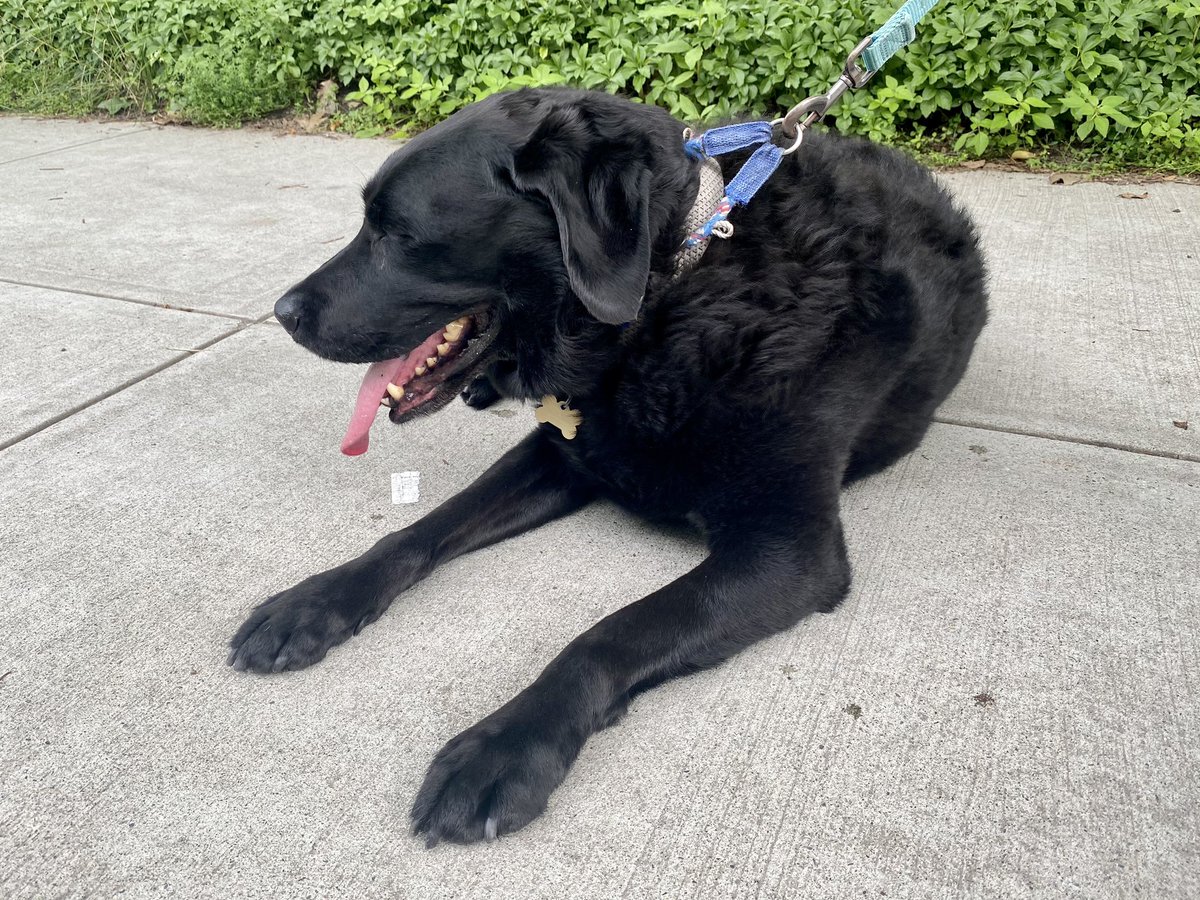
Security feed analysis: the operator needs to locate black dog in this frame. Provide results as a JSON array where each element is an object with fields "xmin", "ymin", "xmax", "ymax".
[{"xmin": 228, "ymin": 87, "xmax": 987, "ymax": 845}]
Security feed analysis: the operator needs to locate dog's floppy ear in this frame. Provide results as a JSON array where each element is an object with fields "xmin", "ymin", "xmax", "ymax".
[{"xmin": 511, "ymin": 105, "xmax": 652, "ymax": 325}]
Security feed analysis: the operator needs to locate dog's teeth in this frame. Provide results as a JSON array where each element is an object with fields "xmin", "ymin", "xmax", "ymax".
[
  {"xmin": 379, "ymin": 396, "xmax": 393, "ymax": 407},
  {"xmin": 426, "ymin": 356, "xmax": 438, "ymax": 368},
  {"xmin": 414, "ymin": 364, "xmax": 427, "ymax": 376},
  {"xmin": 437, "ymin": 342, "xmax": 451, "ymax": 357},
  {"xmin": 443, "ymin": 322, "xmax": 464, "ymax": 341},
  {"xmin": 386, "ymin": 383, "xmax": 405, "ymax": 401}
]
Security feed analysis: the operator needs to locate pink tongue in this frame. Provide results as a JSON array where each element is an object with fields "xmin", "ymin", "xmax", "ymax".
[
  {"xmin": 341, "ymin": 358, "xmax": 406, "ymax": 456},
  {"xmin": 340, "ymin": 329, "xmax": 448, "ymax": 456}
]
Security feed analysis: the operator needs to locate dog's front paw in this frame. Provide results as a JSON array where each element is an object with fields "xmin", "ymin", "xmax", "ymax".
[
  {"xmin": 460, "ymin": 374, "xmax": 501, "ymax": 409},
  {"xmin": 227, "ymin": 566, "xmax": 385, "ymax": 674},
  {"xmin": 411, "ymin": 699, "xmax": 581, "ymax": 845}
]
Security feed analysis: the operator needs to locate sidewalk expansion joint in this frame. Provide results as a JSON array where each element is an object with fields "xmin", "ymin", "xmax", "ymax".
[
  {"xmin": 0, "ymin": 126, "xmax": 153, "ymax": 168},
  {"xmin": 3, "ymin": 339, "xmax": 1193, "ymax": 464},
  {"xmin": 934, "ymin": 416, "xmax": 1200, "ymax": 464},
  {"xmin": 0, "ymin": 313, "xmax": 270, "ymax": 453},
  {"xmin": 0, "ymin": 277, "xmax": 255, "ymax": 322}
]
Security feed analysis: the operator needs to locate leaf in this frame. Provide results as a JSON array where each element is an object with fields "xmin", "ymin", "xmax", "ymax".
[
  {"xmin": 983, "ymin": 88, "xmax": 1018, "ymax": 106},
  {"xmin": 1048, "ymin": 173, "xmax": 1084, "ymax": 185},
  {"xmin": 97, "ymin": 97, "xmax": 131, "ymax": 114},
  {"xmin": 655, "ymin": 39, "xmax": 692, "ymax": 55},
  {"xmin": 641, "ymin": 4, "xmax": 692, "ymax": 18},
  {"xmin": 1118, "ymin": 191, "xmax": 1149, "ymax": 199},
  {"xmin": 961, "ymin": 159, "xmax": 987, "ymax": 169},
  {"xmin": 1108, "ymin": 109, "xmax": 1138, "ymax": 128},
  {"xmin": 675, "ymin": 93, "xmax": 700, "ymax": 121},
  {"xmin": 1010, "ymin": 149, "xmax": 1035, "ymax": 160}
]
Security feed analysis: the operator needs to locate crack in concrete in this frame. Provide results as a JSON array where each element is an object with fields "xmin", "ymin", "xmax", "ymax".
[
  {"xmin": 0, "ymin": 296, "xmax": 1193, "ymax": 467},
  {"xmin": 0, "ymin": 311, "xmax": 273, "ymax": 453},
  {"xmin": 0, "ymin": 277, "xmax": 256, "ymax": 322},
  {"xmin": 0, "ymin": 126, "xmax": 152, "ymax": 168},
  {"xmin": 933, "ymin": 416, "xmax": 1200, "ymax": 464}
]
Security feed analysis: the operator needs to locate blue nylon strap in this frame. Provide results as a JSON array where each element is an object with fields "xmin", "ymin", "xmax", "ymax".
[
  {"xmin": 682, "ymin": 120, "xmax": 782, "ymax": 209},
  {"xmin": 671, "ymin": 0, "xmax": 942, "ymax": 288},
  {"xmin": 684, "ymin": 121, "xmax": 774, "ymax": 160},
  {"xmin": 860, "ymin": 0, "xmax": 939, "ymax": 72},
  {"xmin": 723, "ymin": 143, "xmax": 783, "ymax": 206}
]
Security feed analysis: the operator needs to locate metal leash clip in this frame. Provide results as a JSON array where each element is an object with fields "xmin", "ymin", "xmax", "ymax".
[{"xmin": 772, "ymin": 37, "xmax": 877, "ymax": 154}]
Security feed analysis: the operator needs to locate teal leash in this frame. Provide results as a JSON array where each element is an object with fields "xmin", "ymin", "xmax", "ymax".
[
  {"xmin": 860, "ymin": 0, "xmax": 941, "ymax": 73},
  {"xmin": 775, "ymin": 0, "xmax": 942, "ymax": 147}
]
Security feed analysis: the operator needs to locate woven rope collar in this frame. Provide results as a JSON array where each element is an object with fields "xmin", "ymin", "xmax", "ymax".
[{"xmin": 669, "ymin": 156, "xmax": 725, "ymax": 281}]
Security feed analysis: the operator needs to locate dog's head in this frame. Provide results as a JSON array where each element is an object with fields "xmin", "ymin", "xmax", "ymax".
[{"xmin": 274, "ymin": 88, "xmax": 692, "ymax": 455}]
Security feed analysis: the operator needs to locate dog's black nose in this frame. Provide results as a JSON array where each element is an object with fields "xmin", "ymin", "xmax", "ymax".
[{"xmin": 274, "ymin": 291, "xmax": 304, "ymax": 334}]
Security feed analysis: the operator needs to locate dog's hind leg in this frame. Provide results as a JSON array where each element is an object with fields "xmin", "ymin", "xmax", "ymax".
[
  {"xmin": 843, "ymin": 339, "xmax": 979, "ymax": 484},
  {"xmin": 846, "ymin": 282, "xmax": 988, "ymax": 485},
  {"xmin": 227, "ymin": 432, "xmax": 594, "ymax": 674},
  {"xmin": 411, "ymin": 486, "xmax": 850, "ymax": 845},
  {"xmin": 843, "ymin": 378, "xmax": 942, "ymax": 484}
]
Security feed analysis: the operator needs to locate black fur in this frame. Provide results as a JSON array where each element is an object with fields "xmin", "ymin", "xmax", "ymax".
[{"xmin": 228, "ymin": 88, "xmax": 987, "ymax": 845}]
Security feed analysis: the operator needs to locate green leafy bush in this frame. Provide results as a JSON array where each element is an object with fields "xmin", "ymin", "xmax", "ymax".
[
  {"xmin": 1, "ymin": 0, "xmax": 1197, "ymax": 168},
  {"xmin": 169, "ymin": 44, "xmax": 302, "ymax": 126}
]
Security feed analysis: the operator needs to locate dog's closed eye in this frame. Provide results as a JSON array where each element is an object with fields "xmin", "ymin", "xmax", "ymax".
[
  {"xmin": 369, "ymin": 230, "xmax": 415, "ymax": 248},
  {"xmin": 363, "ymin": 192, "xmax": 418, "ymax": 240}
]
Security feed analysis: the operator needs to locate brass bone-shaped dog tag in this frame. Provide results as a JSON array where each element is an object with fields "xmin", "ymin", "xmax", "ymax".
[{"xmin": 535, "ymin": 395, "xmax": 582, "ymax": 440}]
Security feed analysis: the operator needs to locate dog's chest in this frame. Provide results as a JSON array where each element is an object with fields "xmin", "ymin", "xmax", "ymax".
[
  {"xmin": 561, "ymin": 431, "xmax": 697, "ymax": 520},
  {"xmin": 546, "ymin": 314, "xmax": 791, "ymax": 518},
  {"xmin": 551, "ymin": 392, "xmax": 728, "ymax": 521}
]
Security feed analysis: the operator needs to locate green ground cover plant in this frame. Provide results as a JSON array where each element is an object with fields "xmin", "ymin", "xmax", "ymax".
[{"xmin": 1, "ymin": 0, "xmax": 1196, "ymax": 170}]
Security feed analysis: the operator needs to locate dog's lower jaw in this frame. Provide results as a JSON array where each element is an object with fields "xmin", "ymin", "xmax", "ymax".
[
  {"xmin": 378, "ymin": 311, "xmax": 504, "ymax": 427},
  {"xmin": 471, "ymin": 311, "xmax": 624, "ymax": 406}
]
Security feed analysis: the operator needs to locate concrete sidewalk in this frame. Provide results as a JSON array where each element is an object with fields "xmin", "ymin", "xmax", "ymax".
[{"xmin": 0, "ymin": 116, "xmax": 1197, "ymax": 899}]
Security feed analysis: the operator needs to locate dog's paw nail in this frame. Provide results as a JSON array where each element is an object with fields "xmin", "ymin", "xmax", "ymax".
[
  {"xmin": 484, "ymin": 816, "xmax": 498, "ymax": 841},
  {"xmin": 424, "ymin": 833, "xmax": 440, "ymax": 850}
]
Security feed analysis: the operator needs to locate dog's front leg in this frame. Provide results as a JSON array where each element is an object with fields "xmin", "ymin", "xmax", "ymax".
[
  {"xmin": 227, "ymin": 432, "xmax": 594, "ymax": 673},
  {"xmin": 412, "ymin": 505, "xmax": 851, "ymax": 845}
]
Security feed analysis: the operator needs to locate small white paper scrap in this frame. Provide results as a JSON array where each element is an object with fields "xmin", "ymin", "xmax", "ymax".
[{"xmin": 391, "ymin": 471, "xmax": 420, "ymax": 504}]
